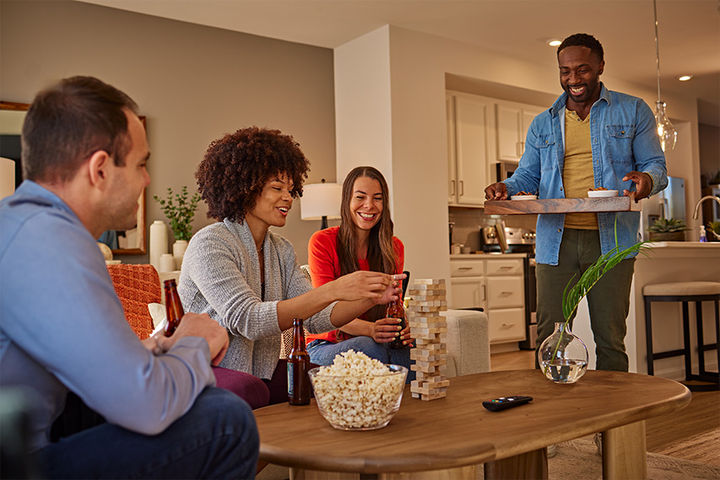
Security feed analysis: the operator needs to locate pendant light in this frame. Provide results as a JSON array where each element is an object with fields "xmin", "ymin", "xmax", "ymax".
[{"xmin": 652, "ymin": 0, "xmax": 677, "ymax": 151}]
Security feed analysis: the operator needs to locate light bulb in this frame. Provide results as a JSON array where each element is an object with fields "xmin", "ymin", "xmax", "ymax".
[{"xmin": 654, "ymin": 101, "xmax": 677, "ymax": 152}]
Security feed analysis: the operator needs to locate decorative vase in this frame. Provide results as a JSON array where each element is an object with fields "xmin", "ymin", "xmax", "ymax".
[
  {"xmin": 172, "ymin": 240, "xmax": 188, "ymax": 270},
  {"xmin": 149, "ymin": 220, "xmax": 169, "ymax": 272},
  {"xmin": 538, "ymin": 322, "xmax": 589, "ymax": 384}
]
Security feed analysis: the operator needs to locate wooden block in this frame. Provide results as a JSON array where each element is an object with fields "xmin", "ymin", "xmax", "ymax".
[
  {"xmin": 413, "ymin": 278, "xmax": 446, "ymax": 286},
  {"xmin": 411, "ymin": 363, "xmax": 441, "ymax": 373},
  {"xmin": 411, "ymin": 392, "xmax": 421, "ymax": 399},
  {"xmin": 410, "ymin": 348, "xmax": 447, "ymax": 359},
  {"xmin": 409, "ymin": 294, "xmax": 444, "ymax": 301},
  {"xmin": 415, "ymin": 334, "xmax": 447, "ymax": 345},
  {"xmin": 415, "ymin": 371, "xmax": 446, "ymax": 382},
  {"xmin": 412, "ymin": 327, "xmax": 448, "ymax": 338},
  {"xmin": 408, "ymin": 286, "xmax": 447, "ymax": 294},
  {"xmin": 410, "ymin": 350, "xmax": 448, "ymax": 362},
  {"xmin": 407, "ymin": 300, "xmax": 447, "ymax": 307},
  {"xmin": 420, "ymin": 390, "xmax": 447, "ymax": 401},
  {"xmin": 423, "ymin": 375, "xmax": 448, "ymax": 384},
  {"xmin": 407, "ymin": 305, "xmax": 443, "ymax": 313},
  {"xmin": 408, "ymin": 319, "xmax": 446, "ymax": 328}
]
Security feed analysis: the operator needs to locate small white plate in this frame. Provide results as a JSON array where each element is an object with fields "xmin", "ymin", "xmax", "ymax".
[
  {"xmin": 510, "ymin": 195, "xmax": 537, "ymax": 200},
  {"xmin": 587, "ymin": 189, "xmax": 618, "ymax": 198}
]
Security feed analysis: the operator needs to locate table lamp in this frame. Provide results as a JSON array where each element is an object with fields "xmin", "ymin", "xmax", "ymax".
[{"xmin": 300, "ymin": 179, "xmax": 341, "ymax": 229}]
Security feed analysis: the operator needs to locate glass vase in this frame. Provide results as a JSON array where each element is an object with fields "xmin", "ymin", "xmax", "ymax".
[{"xmin": 538, "ymin": 322, "xmax": 588, "ymax": 384}]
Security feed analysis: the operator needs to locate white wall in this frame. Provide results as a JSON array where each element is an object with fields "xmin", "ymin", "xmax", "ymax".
[{"xmin": 0, "ymin": 0, "xmax": 337, "ymax": 264}]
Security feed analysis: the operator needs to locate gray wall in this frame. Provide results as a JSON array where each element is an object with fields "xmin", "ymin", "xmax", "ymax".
[{"xmin": 0, "ymin": 0, "xmax": 336, "ymax": 264}]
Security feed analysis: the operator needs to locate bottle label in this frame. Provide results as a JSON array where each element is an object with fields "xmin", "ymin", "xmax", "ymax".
[{"xmin": 287, "ymin": 363, "xmax": 294, "ymax": 397}]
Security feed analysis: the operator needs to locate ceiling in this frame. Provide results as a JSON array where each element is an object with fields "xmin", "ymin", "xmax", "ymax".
[{"xmin": 79, "ymin": 0, "xmax": 719, "ymax": 111}]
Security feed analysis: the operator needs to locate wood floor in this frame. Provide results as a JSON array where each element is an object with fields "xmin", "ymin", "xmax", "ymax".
[{"xmin": 490, "ymin": 349, "xmax": 720, "ymax": 453}]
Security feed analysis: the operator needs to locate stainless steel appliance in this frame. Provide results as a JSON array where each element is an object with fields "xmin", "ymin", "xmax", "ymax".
[
  {"xmin": 480, "ymin": 226, "xmax": 535, "ymax": 254},
  {"xmin": 481, "ymin": 226, "xmax": 537, "ymax": 349}
]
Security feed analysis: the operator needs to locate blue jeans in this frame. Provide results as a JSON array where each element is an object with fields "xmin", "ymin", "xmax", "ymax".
[
  {"xmin": 35, "ymin": 387, "xmax": 259, "ymax": 479},
  {"xmin": 307, "ymin": 337, "xmax": 415, "ymax": 383}
]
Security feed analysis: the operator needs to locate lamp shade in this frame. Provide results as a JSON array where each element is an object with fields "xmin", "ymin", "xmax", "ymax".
[{"xmin": 300, "ymin": 182, "xmax": 342, "ymax": 221}]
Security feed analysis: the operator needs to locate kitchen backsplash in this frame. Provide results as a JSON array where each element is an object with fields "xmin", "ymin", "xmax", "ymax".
[{"xmin": 449, "ymin": 206, "xmax": 536, "ymax": 252}]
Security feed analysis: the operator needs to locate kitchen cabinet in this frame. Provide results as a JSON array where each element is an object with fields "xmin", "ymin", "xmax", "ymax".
[
  {"xmin": 446, "ymin": 93, "xmax": 491, "ymax": 206},
  {"xmin": 449, "ymin": 255, "xmax": 526, "ymax": 344},
  {"xmin": 495, "ymin": 101, "xmax": 543, "ymax": 162}
]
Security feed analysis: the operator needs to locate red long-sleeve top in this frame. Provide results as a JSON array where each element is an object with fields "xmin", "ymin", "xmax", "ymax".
[{"xmin": 306, "ymin": 226, "xmax": 404, "ymax": 344}]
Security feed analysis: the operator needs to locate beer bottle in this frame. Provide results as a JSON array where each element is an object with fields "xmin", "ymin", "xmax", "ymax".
[
  {"xmin": 163, "ymin": 279, "xmax": 184, "ymax": 337},
  {"xmin": 386, "ymin": 298, "xmax": 408, "ymax": 349},
  {"xmin": 287, "ymin": 318, "xmax": 310, "ymax": 405}
]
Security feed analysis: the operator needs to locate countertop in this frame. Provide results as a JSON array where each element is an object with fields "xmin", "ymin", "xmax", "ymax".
[
  {"xmin": 450, "ymin": 252, "xmax": 528, "ymax": 259},
  {"xmin": 645, "ymin": 241, "xmax": 720, "ymax": 249}
]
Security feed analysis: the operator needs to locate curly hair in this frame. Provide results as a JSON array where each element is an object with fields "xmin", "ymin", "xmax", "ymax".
[
  {"xmin": 196, "ymin": 127, "xmax": 310, "ymax": 221},
  {"xmin": 557, "ymin": 33, "xmax": 604, "ymax": 62}
]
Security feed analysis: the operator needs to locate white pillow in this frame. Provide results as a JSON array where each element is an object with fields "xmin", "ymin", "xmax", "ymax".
[{"xmin": 147, "ymin": 303, "xmax": 167, "ymax": 337}]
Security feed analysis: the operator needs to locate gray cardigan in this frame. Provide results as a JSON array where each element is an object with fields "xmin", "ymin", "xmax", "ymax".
[{"xmin": 178, "ymin": 219, "xmax": 335, "ymax": 379}]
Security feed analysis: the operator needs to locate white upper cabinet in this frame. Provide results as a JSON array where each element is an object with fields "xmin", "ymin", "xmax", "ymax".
[
  {"xmin": 495, "ymin": 101, "xmax": 543, "ymax": 162},
  {"xmin": 447, "ymin": 93, "xmax": 491, "ymax": 206}
]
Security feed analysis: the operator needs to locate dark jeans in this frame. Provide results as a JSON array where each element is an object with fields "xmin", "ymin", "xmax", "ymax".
[
  {"xmin": 536, "ymin": 229, "xmax": 635, "ymax": 372},
  {"xmin": 307, "ymin": 337, "xmax": 415, "ymax": 383},
  {"xmin": 36, "ymin": 387, "xmax": 259, "ymax": 479}
]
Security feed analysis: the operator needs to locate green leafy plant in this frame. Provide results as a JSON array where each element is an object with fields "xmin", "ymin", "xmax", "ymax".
[
  {"xmin": 648, "ymin": 217, "xmax": 687, "ymax": 233},
  {"xmin": 545, "ymin": 222, "xmax": 648, "ymax": 375},
  {"xmin": 153, "ymin": 186, "xmax": 201, "ymax": 241},
  {"xmin": 707, "ymin": 221, "xmax": 720, "ymax": 240}
]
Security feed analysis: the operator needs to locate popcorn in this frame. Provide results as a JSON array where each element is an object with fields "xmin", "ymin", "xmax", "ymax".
[{"xmin": 310, "ymin": 350, "xmax": 406, "ymax": 430}]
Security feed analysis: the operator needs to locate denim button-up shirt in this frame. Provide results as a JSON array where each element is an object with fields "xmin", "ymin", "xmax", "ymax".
[{"xmin": 504, "ymin": 84, "xmax": 667, "ymax": 265}]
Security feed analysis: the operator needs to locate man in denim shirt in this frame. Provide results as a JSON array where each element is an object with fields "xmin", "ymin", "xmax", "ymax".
[{"xmin": 485, "ymin": 34, "xmax": 667, "ymax": 372}]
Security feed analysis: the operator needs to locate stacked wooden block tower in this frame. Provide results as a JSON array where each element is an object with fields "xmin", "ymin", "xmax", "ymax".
[{"xmin": 407, "ymin": 279, "xmax": 449, "ymax": 401}]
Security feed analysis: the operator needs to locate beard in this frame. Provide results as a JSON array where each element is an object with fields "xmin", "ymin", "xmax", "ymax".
[{"xmin": 562, "ymin": 80, "xmax": 600, "ymax": 104}]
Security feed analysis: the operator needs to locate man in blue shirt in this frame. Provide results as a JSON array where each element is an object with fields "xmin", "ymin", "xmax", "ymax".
[
  {"xmin": 0, "ymin": 77, "xmax": 258, "ymax": 478},
  {"xmin": 485, "ymin": 34, "xmax": 667, "ymax": 372}
]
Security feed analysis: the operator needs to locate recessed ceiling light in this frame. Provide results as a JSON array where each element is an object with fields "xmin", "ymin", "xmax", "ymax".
[
  {"xmin": 548, "ymin": 40, "xmax": 562, "ymax": 47},
  {"xmin": 678, "ymin": 75, "xmax": 693, "ymax": 82}
]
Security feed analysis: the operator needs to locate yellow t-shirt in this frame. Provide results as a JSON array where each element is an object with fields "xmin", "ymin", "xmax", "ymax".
[{"xmin": 563, "ymin": 109, "xmax": 598, "ymax": 229}]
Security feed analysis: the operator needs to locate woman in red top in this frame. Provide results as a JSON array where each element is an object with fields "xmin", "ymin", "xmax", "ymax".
[{"xmin": 306, "ymin": 166, "xmax": 413, "ymax": 381}]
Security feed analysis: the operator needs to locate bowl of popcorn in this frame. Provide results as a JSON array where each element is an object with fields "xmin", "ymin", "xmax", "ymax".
[{"xmin": 308, "ymin": 350, "xmax": 407, "ymax": 431}]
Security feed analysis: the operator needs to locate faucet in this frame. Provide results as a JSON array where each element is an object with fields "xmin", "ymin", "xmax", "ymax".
[{"xmin": 692, "ymin": 195, "xmax": 720, "ymax": 220}]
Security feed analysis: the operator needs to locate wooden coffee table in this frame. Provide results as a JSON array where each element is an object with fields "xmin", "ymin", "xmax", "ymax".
[{"xmin": 254, "ymin": 370, "xmax": 690, "ymax": 479}]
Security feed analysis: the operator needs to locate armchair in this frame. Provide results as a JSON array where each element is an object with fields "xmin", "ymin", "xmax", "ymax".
[{"xmin": 107, "ymin": 264, "xmax": 270, "ymax": 409}]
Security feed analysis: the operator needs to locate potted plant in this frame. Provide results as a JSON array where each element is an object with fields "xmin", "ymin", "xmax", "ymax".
[
  {"xmin": 648, "ymin": 218, "xmax": 687, "ymax": 242},
  {"xmin": 538, "ymin": 224, "xmax": 647, "ymax": 384},
  {"xmin": 153, "ymin": 186, "xmax": 201, "ymax": 266}
]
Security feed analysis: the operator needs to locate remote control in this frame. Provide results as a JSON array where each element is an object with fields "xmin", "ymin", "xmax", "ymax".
[{"xmin": 482, "ymin": 395, "xmax": 533, "ymax": 412}]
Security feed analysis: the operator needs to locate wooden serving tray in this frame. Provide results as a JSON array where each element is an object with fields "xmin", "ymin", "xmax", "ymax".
[{"xmin": 484, "ymin": 197, "xmax": 642, "ymax": 215}]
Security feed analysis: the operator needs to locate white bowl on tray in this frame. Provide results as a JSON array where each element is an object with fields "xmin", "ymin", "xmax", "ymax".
[
  {"xmin": 510, "ymin": 194, "xmax": 537, "ymax": 200},
  {"xmin": 587, "ymin": 189, "xmax": 618, "ymax": 198}
]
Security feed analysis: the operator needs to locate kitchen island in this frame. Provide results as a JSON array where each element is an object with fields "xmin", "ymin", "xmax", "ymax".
[{"xmin": 573, "ymin": 242, "xmax": 720, "ymax": 379}]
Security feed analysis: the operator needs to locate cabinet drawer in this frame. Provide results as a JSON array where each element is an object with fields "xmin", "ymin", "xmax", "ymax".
[
  {"xmin": 449, "ymin": 277, "xmax": 486, "ymax": 309},
  {"xmin": 488, "ymin": 308, "xmax": 525, "ymax": 343},
  {"xmin": 485, "ymin": 259, "xmax": 523, "ymax": 275},
  {"xmin": 450, "ymin": 260, "xmax": 485, "ymax": 277},
  {"xmin": 487, "ymin": 276, "xmax": 524, "ymax": 308}
]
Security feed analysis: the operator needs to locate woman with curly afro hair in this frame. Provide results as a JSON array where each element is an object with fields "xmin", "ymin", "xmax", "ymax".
[{"xmin": 178, "ymin": 127, "xmax": 404, "ymax": 404}]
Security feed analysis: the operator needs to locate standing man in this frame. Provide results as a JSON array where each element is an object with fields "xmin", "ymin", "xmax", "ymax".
[
  {"xmin": 0, "ymin": 76, "xmax": 258, "ymax": 478},
  {"xmin": 485, "ymin": 34, "xmax": 667, "ymax": 372}
]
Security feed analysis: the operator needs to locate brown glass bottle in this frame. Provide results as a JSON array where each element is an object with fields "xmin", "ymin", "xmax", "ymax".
[
  {"xmin": 287, "ymin": 318, "xmax": 310, "ymax": 405},
  {"xmin": 386, "ymin": 298, "xmax": 408, "ymax": 349},
  {"xmin": 163, "ymin": 279, "xmax": 184, "ymax": 337}
]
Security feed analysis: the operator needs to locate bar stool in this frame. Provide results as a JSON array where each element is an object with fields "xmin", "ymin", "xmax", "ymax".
[{"xmin": 644, "ymin": 281, "xmax": 720, "ymax": 391}]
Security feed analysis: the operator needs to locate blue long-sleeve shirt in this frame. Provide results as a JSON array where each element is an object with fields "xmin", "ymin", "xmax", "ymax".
[
  {"xmin": 0, "ymin": 181, "xmax": 215, "ymax": 451},
  {"xmin": 504, "ymin": 84, "xmax": 667, "ymax": 265}
]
